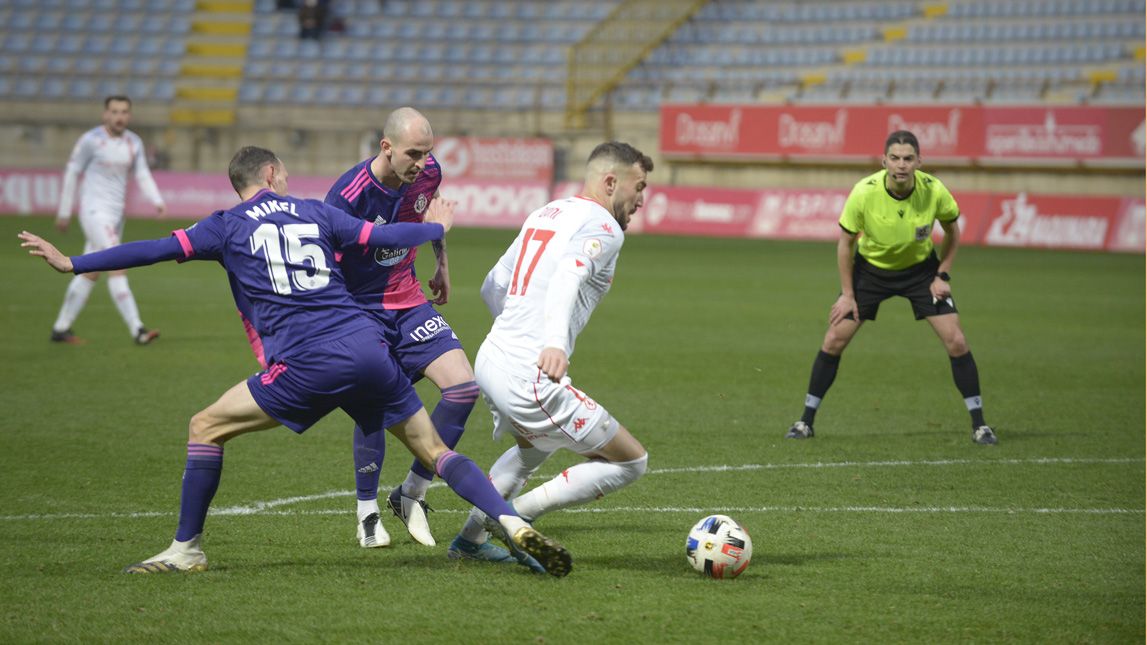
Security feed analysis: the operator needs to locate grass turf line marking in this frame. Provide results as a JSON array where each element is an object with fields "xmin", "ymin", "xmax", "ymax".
[
  {"xmin": 1, "ymin": 457, "xmax": 1141, "ymax": 522},
  {"xmin": 2, "ymin": 506, "xmax": 1142, "ymax": 521},
  {"xmin": 211, "ymin": 456, "xmax": 1142, "ymax": 512}
]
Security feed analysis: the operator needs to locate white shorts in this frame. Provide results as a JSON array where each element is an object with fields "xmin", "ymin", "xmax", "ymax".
[
  {"xmin": 475, "ymin": 342, "xmax": 618, "ymax": 455},
  {"xmin": 79, "ymin": 211, "xmax": 124, "ymax": 253}
]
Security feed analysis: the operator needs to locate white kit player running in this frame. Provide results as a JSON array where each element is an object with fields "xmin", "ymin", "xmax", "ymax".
[
  {"xmin": 51, "ymin": 95, "xmax": 166, "ymax": 346},
  {"xmin": 447, "ymin": 142, "xmax": 653, "ymax": 570}
]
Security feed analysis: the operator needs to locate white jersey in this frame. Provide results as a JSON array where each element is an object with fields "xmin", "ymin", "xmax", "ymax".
[
  {"xmin": 481, "ymin": 195, "xmax": 623, "ymax": 376},
  {"xmin": 57, "ymin": 126, "xmax": 164, "ymax": 222}
]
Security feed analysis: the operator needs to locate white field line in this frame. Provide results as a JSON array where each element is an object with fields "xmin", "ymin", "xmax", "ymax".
[{"xmin": 1, "ymin": 456, "xmax": 1142, "ymax": 522}]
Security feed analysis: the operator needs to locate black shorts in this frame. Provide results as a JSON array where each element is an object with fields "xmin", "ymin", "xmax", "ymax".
[{"xmin": 848, "ymin": 253, "xmax": 958, "ymax": 321}]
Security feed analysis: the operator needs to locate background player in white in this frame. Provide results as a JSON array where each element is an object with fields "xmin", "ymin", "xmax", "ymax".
[
  {"xmin": 447, "ymin": 142, "xmax": 653, "ymax": 568},
  {"xmin": 51, "ymin": 95, "xmax": 166, "ymax": 345}
]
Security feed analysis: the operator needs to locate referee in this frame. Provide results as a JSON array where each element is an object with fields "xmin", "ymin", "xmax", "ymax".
[{"xmin": 786, "ymin": 130, "xmax": 997, "ymax": 445}]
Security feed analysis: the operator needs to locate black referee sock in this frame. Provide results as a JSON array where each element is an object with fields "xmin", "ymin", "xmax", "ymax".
[
  {"xmin": 950, "ymin": 351, "xmax": 986, "ymax": 427},
  {"xmin": 801, "ymin": 350, "xmax": 841, "ymax": 425}
]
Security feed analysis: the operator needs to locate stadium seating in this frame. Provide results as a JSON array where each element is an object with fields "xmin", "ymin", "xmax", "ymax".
[
  {"xmin": 0, "ymin": 3, "xmax": 193, "ymax": 105},
  {"xmin": 0, "ymin": 0, "xmax": 1142, "ymax": 118}
]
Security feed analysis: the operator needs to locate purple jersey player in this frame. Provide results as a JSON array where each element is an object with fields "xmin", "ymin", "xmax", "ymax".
[
  {"xmin": 18, "ymin": 146, "xmax": 572, "ymax": 577},
  {"xmin": 323, "ymin": 107, "xmax": 479, "ymax": 551}
]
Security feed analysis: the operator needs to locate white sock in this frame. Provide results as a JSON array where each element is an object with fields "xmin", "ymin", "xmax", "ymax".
[
  {"xmin": 357, "ymin": 499, "xmax": 379, "ymax": 520},
  {"xmin": 107, "ymin": 275, "xmax": 143, "ymax": 335},
  {"xmin": 459, "ymin": 445, "xmax": 550, "ymax": 543},
  {"xmin": 401, "ymin": 471, "xmax": 432, "ymax": 501},
  {"xmin": 511, "ymin": 453, "xmax": 648, "ymax": 522},
  {"xmin": 53, "ymin": 275, "xmax": 96, "ymax": 332}
]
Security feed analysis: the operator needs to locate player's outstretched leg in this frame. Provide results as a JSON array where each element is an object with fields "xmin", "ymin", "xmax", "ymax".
[
  {"xmin": 352, "ymin": 425, "xmax": 391, "ymax": 548},
  {"xmin": 451, "ymin": 444, "xmax": 549, "ymax": 572},
  {"xmin": 124, "ymin": 442, "xmax": 222, "ymax": 574},
  {"xmin": 447, "ymin": 533, "xmax": 546, "ymax": 574},
  {"xmin": 511, "ymin": 454, "xmax": 649, "ymax": 523},
  {"xmin": 435, "ymin": 449, "xmax": 570, "ymax": 577},
  {"xmin": 125, "ymin": 381, "xmax": 279, "ymax": 573},
  {"xmin": 389, "ymin": 381, "xmax": 479, "ymax": 546}
]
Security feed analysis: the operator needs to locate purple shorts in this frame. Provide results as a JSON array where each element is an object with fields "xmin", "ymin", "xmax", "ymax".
[
  {"xmin": 247, "ymin": 328, "xmax": 423, "ymax": 435},
  {"xmin": 370, "ymin": 303, "xmax": 465, "ymax": 382}
]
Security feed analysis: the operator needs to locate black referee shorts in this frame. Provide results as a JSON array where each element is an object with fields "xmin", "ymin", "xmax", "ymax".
[{"xmin": 847, "ymin": 253, "xmax": 958, "ymax": 321}]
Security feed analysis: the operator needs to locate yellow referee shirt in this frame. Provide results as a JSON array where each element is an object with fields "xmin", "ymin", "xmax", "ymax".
[{"xmin": 838, "ymin": 169, "xmax": 960, "ymax": 270}]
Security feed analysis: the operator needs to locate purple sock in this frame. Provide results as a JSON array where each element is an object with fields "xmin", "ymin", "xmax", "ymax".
[
  {"xmin": 175, "ymin": 443, "xmax": 223, "ymax": 542},
  {"xmin": 435, "ymin": 450, "xmax": 517, "ymax": 520},
  {"xmin": 353, "ymin": 425, "xmax": 385, "ymax": 501},
  {"xmin": 409, "ymin": 381, "xmax": 478, "ymax": 481}
]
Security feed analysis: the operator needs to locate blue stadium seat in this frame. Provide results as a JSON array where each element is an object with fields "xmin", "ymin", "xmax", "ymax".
[
  {"xmin": 18, "ymin": 56, "xmax": 45, "ymax": 74},
  {"xmin": 264, "ymin": 83, "xmax": 288, "ymax": 103},
  {"xmin": 108, "ymin": 36, "xmax": 139, "ymax": 56},
  {"xmin": 126, "ymin": 79, "xmax": 153, "ymax": 100},
  {"xmin": 239, "ymin": 82, "xmax": 264, "ymax": 103},
  {"xmin": 45, "ymin": 57, "xmax": 73, "ymax": 74},
  {"xmin": 291, "ymin": 83, "xmax": 318, "ymax": 104},
  {"xmin": 341, "ymin": 85, "xmax": 367, "ymax": 105},
  {"xmin": 12, "ymin": 77, "xmax": 40, "ymax": 98},
  {"xmin": 297, "ymin": 61, "xmax": 321, "ymax": 80},
  {"xmin": 30, "ymin": 34, "xmax": 59, "ymax": 55},
  {"xmin": 102, "ymin": 57, "xmax": 130, "ymax": 76},
  {"xmin": 35, "ymin": 12, "xmax": 63, "ymax": 31},
  {"xmin": 314, "ymin": 83, "xmax": 341, "ymax": 105}
]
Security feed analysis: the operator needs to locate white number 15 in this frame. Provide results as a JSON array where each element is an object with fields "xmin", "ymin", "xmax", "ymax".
[{"xmin": 250, "ymin": 223, "xmax": 330, "ymax": 295}]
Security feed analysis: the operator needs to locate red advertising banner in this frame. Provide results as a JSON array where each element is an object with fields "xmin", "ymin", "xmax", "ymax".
[
  {"xmin": 2, "ymin": 168, "xmax": 1140, "ymax": 253},
  {"xmin": 434, "ymin": 136, "xmax": 554, "ymax": 182},
  {"xmin": 660, "ymin": 104, "xmax": 1146, "ymax": 165},
  {"xmin": 979, "ymin": 192, "xmax": 1144, "ymax": 251},
  {"xmin": 550, "ymin": 179, "xmax": 1143, "ymax": 253}
]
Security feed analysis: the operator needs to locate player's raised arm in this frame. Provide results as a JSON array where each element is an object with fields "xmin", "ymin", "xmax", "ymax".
[{"xmin": 19, "ymin": 230, "xmax": 184, "ymax": 274}]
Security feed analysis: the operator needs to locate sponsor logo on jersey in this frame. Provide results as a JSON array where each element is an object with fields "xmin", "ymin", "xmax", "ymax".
[
  {"xmin": 914, "ymin": 224, "xmax": 931, "ymax": 241},
  {"xmin": 583, "ymin": 238, "xmax": 603, "ymax": 258},
  {"xmin": 409, "ymin": 315, "xmax": 452, "ymax": 342},
  {"xmin": 374, "ymin": 247, "xmax": 409, "ymax": 266}
]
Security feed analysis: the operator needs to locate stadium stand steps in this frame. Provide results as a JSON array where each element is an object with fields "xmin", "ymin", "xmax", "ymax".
[{"xmin": 170, "ymin": 0, "xmax": 252, "ymax": 126}]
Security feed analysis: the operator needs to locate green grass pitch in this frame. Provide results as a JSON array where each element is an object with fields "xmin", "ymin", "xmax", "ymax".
[{"xmin": 1, "ymin": 215, "xmax": 1142, "ymax": 643}]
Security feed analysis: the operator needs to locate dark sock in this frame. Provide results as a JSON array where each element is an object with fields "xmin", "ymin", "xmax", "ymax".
[
  {"xmin": 950, "ymin": 351, "xmax": 986, "ymax": 427},
  {"xmin": 801, "ymin": 350, "xmax": 841, "ymax": 425},
  {"xmin": 175, "ymin": 443, "xmax": 223, "ymax": 542},
  {"xmin": 435, "ymin": 450, "xmax": 516, "ymax": 520},
  {"xmin": 353, "ymin": 425, "xmax": 384, "ymax": 501},
  {"xmin": 408, "ymin": 381, "xmax": 478, "ymax": 481}
]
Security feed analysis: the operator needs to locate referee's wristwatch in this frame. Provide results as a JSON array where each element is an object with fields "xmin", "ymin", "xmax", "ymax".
[{"xmin": 936, "ymin": 271, "xmax": 951, "ymax": 282}]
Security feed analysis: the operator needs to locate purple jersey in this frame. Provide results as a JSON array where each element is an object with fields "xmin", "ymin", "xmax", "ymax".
[
  {"xmin": 170, "ymin": 189, "xmax": 431, "ymax": 362},
  {"xmin": 325, "ymin": 154, "xmax": 443, "ymax": 310}
]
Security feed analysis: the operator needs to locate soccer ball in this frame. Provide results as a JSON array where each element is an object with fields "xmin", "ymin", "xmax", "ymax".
[{"xmin": 685, "ymin": 514, "xmax": 752, "ymax": 579}]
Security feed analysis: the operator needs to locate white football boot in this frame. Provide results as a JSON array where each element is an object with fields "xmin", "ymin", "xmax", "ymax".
[{"xmin": 123, "ymin": 535, "xmax": 208, "ymax": 573}]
